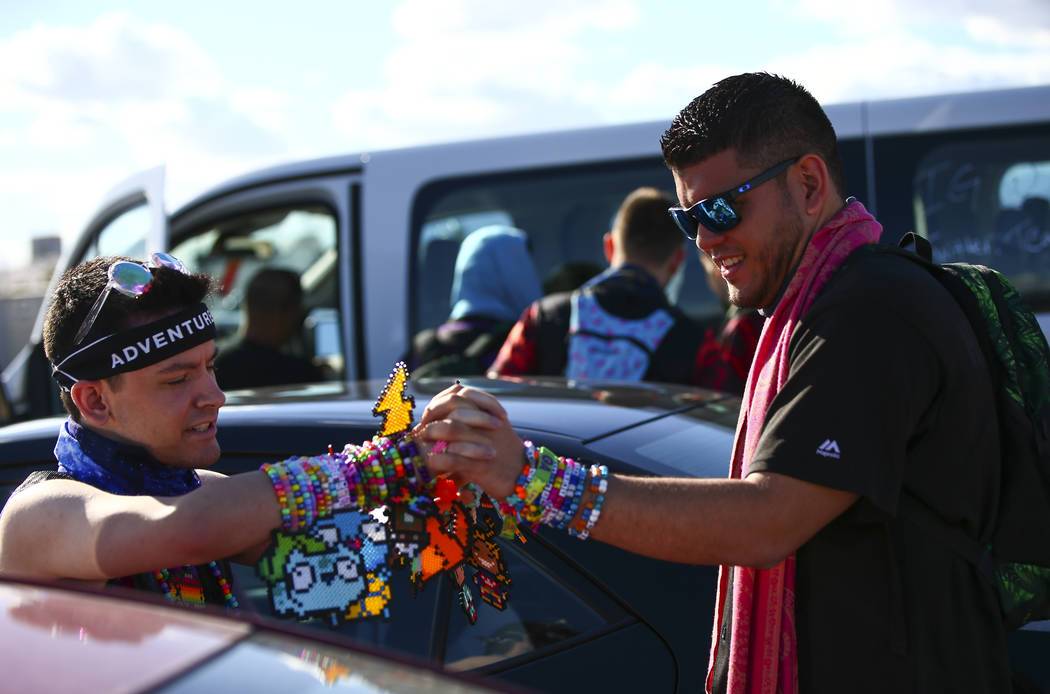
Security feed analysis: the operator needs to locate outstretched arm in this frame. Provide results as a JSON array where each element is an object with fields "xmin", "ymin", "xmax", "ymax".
[
  {"xmin": 0, "ymin": 471, "xmax": 281, "ymax": 581},
  {"xmin": 0, "ymin": 419, "xmax": 473, "ymax": 582},
  {"xmin": 419, "ymin": 384, "xmax": 857, "ymax": 568}
]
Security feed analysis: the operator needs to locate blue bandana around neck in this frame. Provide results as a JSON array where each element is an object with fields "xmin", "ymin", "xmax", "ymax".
[{"xmin": 55, "ymin": 419, "xmax": 201, "ymax": 496}]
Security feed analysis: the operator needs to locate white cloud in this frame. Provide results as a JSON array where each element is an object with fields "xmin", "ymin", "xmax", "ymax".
[
  {"xmin": 964, "ymin": 15, "xmax": 1050, "ymax": 47},
  {"xmin": 600, "ymin": 62, "xmax": 738, "ymax": 122},
  {"xmin": 0, "ymin": 11, "xmax": 308, "ymax": 270},
  {"xmin": 791, "ymin": 0, "xmax": 1050, "ymax": 35},
  {"xmin": 0, "ymin": 12, "xmax": 220, "ymax": 107},
  {"xmin": 0, "ymin": 164, "xmax": 134, "ymax": 259},
  {"xmin": 332, "ymin": 0, "xmax": 642, "ymax": 146},
  {"xmin": 603, "ymin": 1, "xmax": 1050, "ymax": 118},
  {"xmin": 230, "ymin": 88, "xmax": 294, "ymax": 134},
  {"xmin": 765, "ymin": 31, "xmax": 1050, "ymax": 104},
  {"xmin": 391, "ymin": 0, "xmax": 640, "ymax": 38},
  {"xmin": 0, "ymin": 12, "xmax": 292, "ymax": 162},
  {"xmin": 25, "ymin": 105, "xmax": 98, "ymax": 149}
]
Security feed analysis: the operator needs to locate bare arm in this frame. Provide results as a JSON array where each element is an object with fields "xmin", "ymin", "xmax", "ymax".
[
  {"xmin": 0, "ymin": 471, "xmax": 281, "ymax": 580},
  {"xmin": 420, "ymin": 384, "xmax": 857, "ymax": 568},
  {"xmin": 584, "ymin": 472, "xmax": 855, "ymax": 567}
]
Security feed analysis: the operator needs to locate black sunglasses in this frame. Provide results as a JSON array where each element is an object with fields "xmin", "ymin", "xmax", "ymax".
[{"xmin": 669, "ymin": 156, "xmax": 801, "ymax": 239}]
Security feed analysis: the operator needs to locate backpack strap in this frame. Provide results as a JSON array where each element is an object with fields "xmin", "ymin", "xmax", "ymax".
[
  {"xmin": 10, "ymin": 470, "xmax": 75, "ymax": 497},
  {"xmin": 897, "ymin": 231, "xmax": 933, "ymax": 261},
  {"xmin": 533, "ymin": 292, "xmax": 573, "ymax": 375}
]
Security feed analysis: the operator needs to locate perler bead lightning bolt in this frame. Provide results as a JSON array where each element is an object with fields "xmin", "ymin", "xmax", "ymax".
[
  {"xmin": 372, "ymin": 361, "xmax": 414, "ymax": 436},
  {"xmin": 256, "ymin": 361, "xmax": 522, "ymax": 629}
]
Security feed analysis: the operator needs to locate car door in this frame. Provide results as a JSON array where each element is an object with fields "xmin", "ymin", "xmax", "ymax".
[
  {"xmin": 166, "ymin": 169, "xmax": 363, "ymax": 384},
  {"xmin": 0, "ymin": 167, "xmax": 169, "ymax": 422}
]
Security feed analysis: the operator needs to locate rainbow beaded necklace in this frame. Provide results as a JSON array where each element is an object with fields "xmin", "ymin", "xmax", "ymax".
[
  {"xmin": 154, "ymin": 562, "xmax": 239, "ymax": 609},
  {"xmin": 56, "ymin": 419, "xmax": 239, "ymax": 609}
]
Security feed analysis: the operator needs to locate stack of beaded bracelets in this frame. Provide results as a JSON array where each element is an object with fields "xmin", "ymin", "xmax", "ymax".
[
  {"xmin": 262, "ymin": 435, "xmax": 429, "ymax": 532},
  {"xmin": 502, "ymin": 440, "xmax": 608, "ymax": 540}
]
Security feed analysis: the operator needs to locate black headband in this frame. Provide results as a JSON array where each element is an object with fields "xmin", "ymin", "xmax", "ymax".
[{"xmin": 52, "ymin": 304, "xmax": 217, "ymax": 390}]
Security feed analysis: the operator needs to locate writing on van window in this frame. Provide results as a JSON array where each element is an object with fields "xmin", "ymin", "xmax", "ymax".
[
  {"xmin": 915, "ymin": 153, "xmax": 1050, "ymax": 273},
  {"xmin": 914, "ymin": 160, "xmax": 982, "ymax": 222}
]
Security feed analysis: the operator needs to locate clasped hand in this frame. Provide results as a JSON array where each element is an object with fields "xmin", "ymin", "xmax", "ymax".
[{"xmin": 413, "ymin": 383, "xmax": 524, "ymax": 499}]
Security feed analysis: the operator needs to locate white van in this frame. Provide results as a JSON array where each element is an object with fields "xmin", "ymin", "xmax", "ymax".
[{"xmin": 3, "ymin": 83, "xmax": 1049, "ymax": 420}]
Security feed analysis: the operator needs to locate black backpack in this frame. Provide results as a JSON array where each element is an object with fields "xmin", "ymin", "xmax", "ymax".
[{"xmin": 879, "ymin": 233, "xmax": 1050, "ymax": 629}]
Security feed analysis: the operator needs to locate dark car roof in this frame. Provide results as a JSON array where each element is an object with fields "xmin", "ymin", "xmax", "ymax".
[
  {"xmin": 0, "ymin": 376, "xmax": 739, "ymax": 499},
  {"xmin": 216, "ymin": 376, "xmax": 739, "ymax": 440}
]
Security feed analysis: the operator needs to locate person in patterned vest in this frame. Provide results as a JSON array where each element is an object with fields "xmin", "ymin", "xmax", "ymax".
[{"xmin": 488, "ymin": 186, "xmax": 705, "ymax": 385}]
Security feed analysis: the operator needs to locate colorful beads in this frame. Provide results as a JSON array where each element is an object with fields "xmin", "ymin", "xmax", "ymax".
[
  {"xmin": 262, "ymin": 435, "xmax": 429, "ymax": 532},
  {"xmin": 154, "ymin": 561, "xmax": 238, "ymax": 610},
  {"xmin": 502, "ymin": 441, "xmax": 605, "ymax": 539}
]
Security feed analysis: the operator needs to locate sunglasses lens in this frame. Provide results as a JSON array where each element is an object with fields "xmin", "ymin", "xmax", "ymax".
[
  {"xmin": 670, "ymin": 209, "xmax": 698, "ymax": 239},
  {"xmin": 150, "ymin": 252, "xmax": 187, "ymax": 274},
  {"xmin": 109, "ymin": 262, "xmax": 154, "ymax": 296},
  {"xmin": 700, "ymin": 197, "xmax": 739, "ymax": 232}
]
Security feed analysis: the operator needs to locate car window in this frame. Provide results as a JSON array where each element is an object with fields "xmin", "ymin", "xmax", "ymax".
[
  {"xmin": 230, "ymin": 554, "xmax": 439, "ymax": 661},
  {"xmin": 585, "ymin": 406, "xmax": 737, "ymax": 479},
  {"xmin": 409, "ymin": 159, "xmax": 724, "ymax": 339},
  {"xmin": 170, "ymin": 204, "xmax": 343, "ymax": 384},
  {"xmin": 911, "ymin": 137, "xmax": 1050, "ymax": 312},
  {"xmin": 442, "ymin": 536, "xmax": 607, "ymax": 672},
  {"xmin": 80, "ymin": 203, "xmax": 151, "ymax": 263},
  {"xmin": 869, "ymin": 122, "xmax": 1050, "ymax": 323}
]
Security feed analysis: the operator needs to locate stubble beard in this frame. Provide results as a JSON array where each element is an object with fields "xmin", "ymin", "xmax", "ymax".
[{"xmin": 728, "ymin": 208, "xmax": 807, "ymax": 311}]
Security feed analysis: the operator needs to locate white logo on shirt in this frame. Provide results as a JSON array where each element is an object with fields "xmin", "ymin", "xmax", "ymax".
[{"xmin": 816, "ymin": 439, "xmax": 841, "ymax": 459}]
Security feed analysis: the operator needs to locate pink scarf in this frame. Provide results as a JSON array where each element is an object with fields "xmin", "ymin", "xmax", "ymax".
[{"xmin": 707, "ymin": 201, "xmax": 882, "ymax": 693}]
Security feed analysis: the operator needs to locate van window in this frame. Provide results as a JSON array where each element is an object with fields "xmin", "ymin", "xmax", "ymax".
[
  {"xmin": 81, "ymin": 203, "xmax": 150, "ymax": 262},
  {"xmin": 169, "ymin": 204, "xmax": 343, "ymax": 385},
  {"xmin": 910, "ymin": 137, "xmax": 1050, "ymax": 312},
  {"xmin": 410, "ymin": 159, "xmax": 724, "ymax": 340}
]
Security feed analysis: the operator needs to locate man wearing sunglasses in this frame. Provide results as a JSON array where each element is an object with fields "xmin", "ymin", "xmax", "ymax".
[
  {"xmin": 0, "ymin": 255, "xmax": 456, "ymax": 612},
  {"xmin": 420, "ymin": 73, "xmax": 1009, "ymax": 692}
]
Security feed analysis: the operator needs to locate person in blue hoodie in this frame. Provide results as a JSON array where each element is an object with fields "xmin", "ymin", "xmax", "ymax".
[{"xmin": 406, "ymin": 225, "xmax": 542, "ymax": 377}]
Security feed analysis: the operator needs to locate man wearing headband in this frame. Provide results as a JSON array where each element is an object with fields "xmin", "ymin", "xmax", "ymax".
[
  {"xmin": 420, "ymin": 73, "xmax": 1011, "ymax": 692},
  {"xmin": 0, "ymin": 255, "xmax": 466, "ymax": 610}
]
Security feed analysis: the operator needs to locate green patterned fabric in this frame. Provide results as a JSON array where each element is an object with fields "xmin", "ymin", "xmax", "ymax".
[
  {"xmin": 874, "ymin": 235, "xmax": 1050, "ymax": 630},
  {"xmin": 935, "ymin": 260, "xmax": 1050, "ymax": 628},
  {"xmin": 951, "ymin": 265, "xmax": 1050, "ymax": 418}
]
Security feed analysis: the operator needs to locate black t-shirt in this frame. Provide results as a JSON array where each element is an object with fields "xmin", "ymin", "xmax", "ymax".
[{"xmin": 714, "ymin": 248, "xmax": 1010, "ymax": 692}]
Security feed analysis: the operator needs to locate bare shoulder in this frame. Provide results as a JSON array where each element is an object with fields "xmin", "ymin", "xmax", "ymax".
[
  {"xmin": 0, "ymin": 477, "xmax": 101, "ymax": 530},
  {"xmin": 0, "ymin": 478, "xmax": 102, "ymax": 576},
  {"xmin": 196, "ymin": 469, "xmax": 229, "ymax": 486}
]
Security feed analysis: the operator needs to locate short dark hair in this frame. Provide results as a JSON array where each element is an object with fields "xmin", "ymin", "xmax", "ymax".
[
  {"xmin": 660, "ymin": 72, "xmax": 845, "ymax": 196},
  {"xmin": 612, "ymin": 187, "xmax": 683, "ymax": 267},
  {"xmin": 43, "ymin": 255, "xmax": 214, "ymax": 420}
]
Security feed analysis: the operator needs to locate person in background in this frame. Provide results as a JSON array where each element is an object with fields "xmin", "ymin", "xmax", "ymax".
[
  {"xmin": 407, "ymin": 225, "xmax": 542, "ymax": 378},
  {"xmin": 540, "ymin": 261, "xmax": 603, "ymax": 295},
  {"xmin": 215, "ymin": 267, "xmax": 324, "ymax": 390},
  {"xmin": 488, "ymin": 187, "xmax": 704, "ymax": 384}
]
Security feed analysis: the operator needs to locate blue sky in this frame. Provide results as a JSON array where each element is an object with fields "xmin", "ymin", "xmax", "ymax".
[{"xmin": 2, "ymin": 0, "xmax": 1049, "ymax": 268}]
